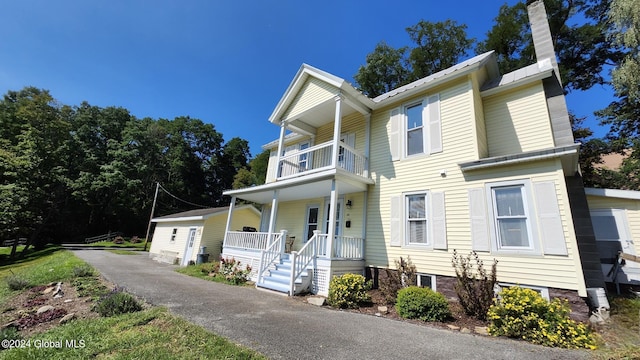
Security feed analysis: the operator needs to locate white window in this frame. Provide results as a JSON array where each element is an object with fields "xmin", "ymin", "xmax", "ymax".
[
  {"xmin": 495, "ymin": 283, "xmax": 549, "ymax": 301},
  {"xmin": 170, "ymin": 228, "xmax": 177, "ymax": 242},
  {"xmin": 406, "ymin": 103, "xmax": 424, "ymax": 156},
  {"xmin": 487, "ymin": 180, "xmax": 538, "ymax": 253},
  {"xmin": 406, "ymin": 193, "xmax": 428, "ymax": 245},
  {"xmin": 298, "ymin": 141, "xmax": 310, "ymax": 172},
  {"xmin": 417, "ymin": 273, "xmax": 437, "ymax": 291}
]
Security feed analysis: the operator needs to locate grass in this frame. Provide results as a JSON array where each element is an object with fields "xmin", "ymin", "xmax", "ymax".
[
  {"xmin": 1, "ymin": 248, "xmax": 266, "ymax": 359},
  {"xmin": 176, "ymin": 263, "xmax": 254, "ymax": 286},
  {"xmin": 0, "ymin": 247, "xmax": 86, "ymax": 304},
  {"xmin": 106, "ymin": 249, "xmax": 140, "ymax": 255},
  {"xmin": 593, "ymin": 295, "xmax": 640, "ymax": 359},
  {"xmin": 1, "ymin": 307, "xmax": 266, "ymax": 360}
]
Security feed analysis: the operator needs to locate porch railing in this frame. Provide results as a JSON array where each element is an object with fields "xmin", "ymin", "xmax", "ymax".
[
  {"xmin": 289, "ymin": 230, "xmax": 319, "ymax": 295},
  {"xmin": 277, "ymin": 140, "xmax": 367, "ymax": 179},
  {"xmin": 224, "ymin": 231, "xmax": 272, "ymax": 251},
  {"xmin": 257, "ymin": 230, "xmax": 287, "ymax": 284},
  {"xmin": 312, "ymin": 234, "xmax": 364, "ymax": 259}
]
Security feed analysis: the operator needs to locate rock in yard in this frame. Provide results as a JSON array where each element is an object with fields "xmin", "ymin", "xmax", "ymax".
[
  {"xmin": 64, "ymin": 299, "xmax": 73, "ymax": 303},
  {"xmin": 36, "ymin": 305, "xmax": 55, "ymax": 315},
  {"xmin": 460, "ymin": 327, "xmax": 472, "ymax": 334},
  {"xmin": 307, "ymin": 297, "xmax": 325, "ymax": 306},
  {"xmin": 446, "ymin": 324, "xmax": 460, "ymax": 331},
  {"xmin": 53, "ymin": 282, "xmax": 64, "ymax": 298},
  {"xmin": 377, "ymin": 306, "xmax": 388, "ymax": 314},
  {"xmin": 59, "ymin": 313, "xmax": 75, "ymax": 324},
  {"xmin": 43, "ymin": 287, "xmax": 56, "ymax": 295},
  {"xmin": 474, "ymin": 326, "xmax": 488, "ymax": 335}
]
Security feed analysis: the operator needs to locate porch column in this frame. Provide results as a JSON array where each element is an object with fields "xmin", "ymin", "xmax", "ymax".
[
  {"xmin": 326, "ymin": 179, "xmax": 339, "ymax": 258},
  {"xmin": 267, "ymin": 189, "xmax": 279, "ymax": 242},
  {"xmin": 223, "ymin": 196, "xmax": 236, "ymax": 246},
  {"xmin": 331, "ymin": 95, "xmax": 343, "ymax": 167},
  {"xmin": 276, "ymin": 121, "xmax": 287, "ymax": 178},
  {"xmin": 364, "ymin": 113, "xmax": 371, "ymax": 178}
]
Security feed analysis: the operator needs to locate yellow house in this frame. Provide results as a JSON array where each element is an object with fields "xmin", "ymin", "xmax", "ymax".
[
  {"xmin": 149, "ymin": 205, "xmax": 260, "ymax": 266},
  {"xmin": 221, "ymin": 0, "xmax": 608, "ymax": 307}
]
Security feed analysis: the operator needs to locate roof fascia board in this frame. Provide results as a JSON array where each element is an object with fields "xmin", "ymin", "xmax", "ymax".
[
  {"xmin": 480, "ymin": 69, "xmax": 553, "ymax": 97},
  {"xmin": 584, "ymin": 187, "xmax": 640, "ymax": 200},
  {"xmin": 459, "ymin": 144, "xmax": 579, "ymax": 172}
]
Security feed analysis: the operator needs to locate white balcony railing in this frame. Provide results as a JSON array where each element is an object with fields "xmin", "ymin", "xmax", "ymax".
[
  {"xmin": 224, "ymin": 231, "xmax": 276, "ymax": 251},
  {"xmin": 277, "ymin": 140, "xmax": 367, "ymax": 179}
]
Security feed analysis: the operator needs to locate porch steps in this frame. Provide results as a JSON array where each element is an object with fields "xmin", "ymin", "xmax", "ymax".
[{"xmin": 257, "ymin": 255, "xmax": 311, "ymax": 295}]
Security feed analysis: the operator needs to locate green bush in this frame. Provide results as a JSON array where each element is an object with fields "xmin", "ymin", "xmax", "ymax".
[
  {"xmin": 488, "ymin": 286, "xmax": 596, "ymax": 349},
  {"xmin": 1, "ymin": 327, "xmax": 21, "ymax": 349},
  {"xmin": 327, "ymin": 273, "xmax": 371, "ymax": 309},
  {"xmin": 395, "ymin": 286, "xmax": 451, "ymax": 322},
  {"xmin": 94, "ymin": 288, "xmax": 143, "ymax": 317},
  {"xmin": 451, "ymin": 250, "xmax": 497, "ymax": 321},
  {"xmin": 72, "ymin": 264, "xmax": 95, "ymax": 278},
  {"xmin": 5, "ymin": 275, "xmax": 30, "ymax": 291}
]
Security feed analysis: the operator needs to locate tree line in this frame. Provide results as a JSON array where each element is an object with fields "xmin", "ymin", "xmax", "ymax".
[
  {"xmin": 0, "ymin": 87, "xmax": 266, "ymax": 255},
  {"xmin": 354, "ymin": 0, "xmax": 640, "ymax": 190}
]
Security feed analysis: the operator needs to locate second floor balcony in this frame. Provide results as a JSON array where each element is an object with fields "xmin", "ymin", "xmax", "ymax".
[{"xmin": 277, "ymin": 139, "xmax": 368, "ymax": 180}]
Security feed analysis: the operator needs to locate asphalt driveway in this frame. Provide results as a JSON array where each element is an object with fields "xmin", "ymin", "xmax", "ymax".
[{"xmin": 73, "ymin": 250, "xmax": 588, "ymax": 360}]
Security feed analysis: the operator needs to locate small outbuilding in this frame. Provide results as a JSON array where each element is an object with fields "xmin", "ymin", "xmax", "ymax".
[{"xmin": 149, "ymin": 205, "xmax": 261, "ymax": 266}]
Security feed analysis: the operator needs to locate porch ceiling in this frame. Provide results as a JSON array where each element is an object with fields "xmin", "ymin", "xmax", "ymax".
[
  {"xmin": 286, "ymin": 98, "xmax": 359, "ymax": 134},
  {"xmin": 224, "ymin": 170, "xmax": 372, "ymax": 204}
]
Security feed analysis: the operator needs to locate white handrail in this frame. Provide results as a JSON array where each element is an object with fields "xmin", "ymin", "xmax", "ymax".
[
  {"xmin": 257, "ymin": 230, "xmax": 286, "ymax": 284},
  {"xmin": 290, "ymin": 230, "xmax": 318, "ymax": 295}
]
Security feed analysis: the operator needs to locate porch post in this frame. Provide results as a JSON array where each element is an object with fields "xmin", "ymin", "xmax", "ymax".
[
  {"xmin": 364, "ymin": 113, "xmax": 371, "ymax": 178},
  {"xmin": 276, "ymin": 122, "xmax": 287, "ymax": 178},
  {"xmin": 223, "ymin": 196, "xmax": 236, "ymax": 247},
  {"xmin": 326, "ymin": 179, "xmax": 339, "ymax": 258},
  {"xmin": 331, "ymin": 95, "xmax": 343, "ymax": 168},
  {"xmin": 267, "ymin": 190, "xmax": 279, "ymax": 243}
]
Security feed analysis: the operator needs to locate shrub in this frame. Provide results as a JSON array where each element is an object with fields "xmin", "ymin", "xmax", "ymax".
[
  {"xmin": 379, "ymin": 256, "xmax": 417, "ymax": 304},
  {"xmin": 451, "ymin": 250, "xmax": 497, "ymax": 321},
  {"xmin": 94, "ymin": 288, "xmax": 143, "ymax": 317},
  {"xmin": 129, "ymin": 236, "xmax": 141, "ymax": 243},
  {"xmin": 1, "ymin": 327, "xmax": 21, "ymax": 349},
  {"xmin": 395, "ymin": 286, "xmax": 451, "ymax": 322},
  {"xmin": 72, "ymin": 264, "xmax": 95, "ymax": 278},
  {"xmin": 5, "ymin": 275, "xmax": 30, "ymax": 291},
  {"xmin": 113, "ymin": 236, "xmax": 125, "ymax": 244},
  {"xmin": 327, "ymin": 273, "xmax": 372, "ymax": 309},
  {"xmin": 488, "ymin": 286, "xmax": 596, "ymax": 349},
  {"xmin": 218, "ymin": 257, "xmax": 252, "ymax": 285}
]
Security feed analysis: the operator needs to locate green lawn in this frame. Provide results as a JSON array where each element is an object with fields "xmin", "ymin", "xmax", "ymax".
[
  {"xmin": 84, "ymin": 240, "xmax": 148, "ymax": 250},
  {"xmin": 0, "ymin": 248, "xmax": 266, "ymax": 359}
]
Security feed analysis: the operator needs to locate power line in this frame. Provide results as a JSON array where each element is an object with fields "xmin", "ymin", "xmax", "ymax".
[{"xmin": 157, "ymin": 183, "xmax": 210, "ymax": 209}]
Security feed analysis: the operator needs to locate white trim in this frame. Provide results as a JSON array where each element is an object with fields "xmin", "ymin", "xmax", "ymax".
[
  {"xmin": 486, "ymin": 179, "xmax": 541, "ymax": 255},
  {"xmin": 152, "ymin": 205, "xmax": 260, "ymax": 223},
  {"xmin": 417, "ymin": 273, "xmax": 437, "ymax": 291},
  {"xmin": 585, "ymin": 187, "xmax": 640, "ymax": 200},
  {"xmin": 496, "ymin": 283, "xmax": 550, "ymax": 301},
  {"xmin": 459, "ymin": 144, "xmax": 579, "ymax": 172},
  {"xmin": 403, "ymin": 190, "xmax": 431, "ymax": 248}
]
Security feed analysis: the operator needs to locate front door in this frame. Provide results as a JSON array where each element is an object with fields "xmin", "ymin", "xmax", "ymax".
[
  {"xmin": 590, "ymin": 209, "xmax": 638, "ymax": 282},
  {"xmin": 182, "ymin": 228, "xmax": 197, "ymax": 266},
  {"xmin": 304, "ymin": 205, "xmax": 319, "ymax": 241}
]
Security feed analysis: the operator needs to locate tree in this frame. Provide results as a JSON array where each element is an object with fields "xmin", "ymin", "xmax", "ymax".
[
  {"xmin": 477, "ymin": 0, "xmax": 623, "ymax": 92},
  {"xmin": 353, "ymin": 42, "xmax": 410, "ymax": 97},
  {"xmin": 608, "ymin": 0, "xmax": 640, "ymax": 103},
  {"xmin": 354, "ymin": 20, "xmax": 474, "ymax": 98},
  {"xmin": 406, "ymin": 20, "xmax": 475, "ymax": 81},
  {"xmin": 249, "ymin": 149, "xmax": 270, "ymax": 185}
]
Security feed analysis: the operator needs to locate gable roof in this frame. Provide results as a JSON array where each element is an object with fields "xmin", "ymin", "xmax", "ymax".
[
  {"xmin": 151, "ymin": 205, "xmax": 259, "ymax": 223},
  {"xmin": 372, "ymin": 51, "xmax": 498, "ymax": 103},
  {"xmin": 480, "ymin": 58, "xmax": 554, "ymax": 96},
  {"xmin": 268, "ymin": 63, "xmax": 375, "ymax": 125}
]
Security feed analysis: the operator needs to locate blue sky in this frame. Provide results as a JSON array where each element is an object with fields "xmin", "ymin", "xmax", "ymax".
[{"xmin": 0, "ymin": 1, "xmax": 614, "ymax": 156}]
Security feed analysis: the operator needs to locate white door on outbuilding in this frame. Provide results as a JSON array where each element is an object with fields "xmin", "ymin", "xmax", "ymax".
[{"xmin": 182, "ymin": 228, "xmax": 197, "ymax": 266}]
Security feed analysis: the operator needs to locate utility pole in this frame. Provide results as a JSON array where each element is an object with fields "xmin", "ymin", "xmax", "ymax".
[{"xmin": 143, "ymin": 182, "xmax": 160, "ymax": 252}]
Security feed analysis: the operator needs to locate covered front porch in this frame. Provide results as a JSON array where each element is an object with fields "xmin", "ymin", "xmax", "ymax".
[{"xmin": 222, "ymin": 173, "xmax": 372, "ymax": 296}]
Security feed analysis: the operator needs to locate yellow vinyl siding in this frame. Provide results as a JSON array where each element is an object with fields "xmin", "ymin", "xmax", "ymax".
[
  {"xmin": 315, "ymin": 112, "xmax": 366, "ymax": 152},
  {"xmin": 149, "ymin": 221, "xmax": 202, "ymax": 262},
  {"xmin": 587, "ymin": 195, "xmax": 640, "ymax": 257},
  {"xmin": 198, "ymin": 207, "xmax": 260, "ymax": 261},
  {"xmin": 484, "ymin": 82, "xmax": 554, "ymax": 157},
  {"xmin": 366, "ymin": 75, "xmax": 585, "ymax": 294},
  {"xmin": 281, "ymin": 78, "xmax": 338, "ymax": 121}
]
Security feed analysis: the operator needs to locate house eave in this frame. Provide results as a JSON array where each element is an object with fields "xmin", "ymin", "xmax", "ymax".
[
  {"xmin": 480, "ymin": 60, "xmax": 554, "ymax": 97},
  {"xmin": 459, "ymin": 144, "xmax": 580, "ymax": 173},
  {"xmin": 584, "ymin": 187, "xmax": 640, "ymax": 200}
]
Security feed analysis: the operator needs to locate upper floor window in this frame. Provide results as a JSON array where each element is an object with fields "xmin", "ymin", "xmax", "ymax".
[
  {"xmin": 389, "ymin": 94, "xmax": 441, "ymax": 161},
  {"xmin": 406, "ymin": 103, "xmax": 424, "ymax": 156}
]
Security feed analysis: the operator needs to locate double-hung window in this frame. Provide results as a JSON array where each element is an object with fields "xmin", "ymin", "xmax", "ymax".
[
  {"xmin": 406, "ymin": 193, "xmax": 428, "ymax": 245},
  {"xmin": 491, "ymin": 184, "xmax": 532, "ymax": 250},
  {"xmin": 406, "ymin": 103, "xmax": 424, "ymax": 156}
]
